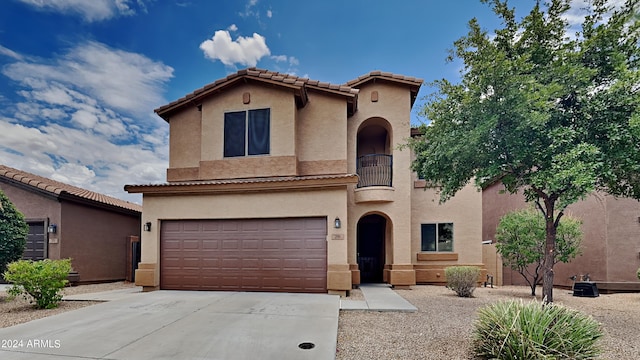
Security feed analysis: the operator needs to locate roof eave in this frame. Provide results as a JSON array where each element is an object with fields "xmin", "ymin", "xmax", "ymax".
[{"xmin": 125, "ymin": 174, "xmax": 359, "ymax": 195}]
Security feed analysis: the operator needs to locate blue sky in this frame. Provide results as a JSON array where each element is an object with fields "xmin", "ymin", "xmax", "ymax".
[{"xmin": 0, "ymin": 0, "xmax": 601, "ymax": 202}]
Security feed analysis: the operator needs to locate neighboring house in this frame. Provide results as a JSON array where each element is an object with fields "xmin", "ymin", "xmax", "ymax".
[
  {"xmin": 0, "ymin": 165, "xmax": 142, "ymax": 283},
  {"xmin": 125, "ymin": 68, "xmax": 484, "ymax": 295},
  {"xmin": 483, "ymin": 182, "xmax": 640, "ymax": 292}
]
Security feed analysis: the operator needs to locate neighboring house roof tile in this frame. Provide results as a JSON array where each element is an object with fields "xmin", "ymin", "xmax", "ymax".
[
  {"xmin": 155, "ymin": 68, "xmax": 360, "ymax": 120},
  {"xmin": 0, "ymin": 164, "xmax": 142, "ymax": 213}
]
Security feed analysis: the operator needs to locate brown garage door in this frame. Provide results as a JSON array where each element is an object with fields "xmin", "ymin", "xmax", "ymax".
[{"xmin": 161, "ymin": 217, "xmax": 327, "ymax": 293}]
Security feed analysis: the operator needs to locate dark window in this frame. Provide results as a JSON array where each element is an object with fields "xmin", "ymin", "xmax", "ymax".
[
  {"xmin": 248, "ymin": 109, "xmax": 270, "ymax": 155},
  {"xmin": 224, "ymin": 109, "xmax": 270, "ymax": 157},
  {"xmin": 224, "ymin": 111, "xmax": 246, "ymax": 157},
  {"xmin": 421, "ymin": 223, "xmax": 453, "ymax": 252}
]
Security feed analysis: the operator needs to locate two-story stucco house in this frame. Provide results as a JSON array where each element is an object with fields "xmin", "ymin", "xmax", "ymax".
[{"xmin": 125, "ymin": 68, "xmax": 484, "ymax": 295}]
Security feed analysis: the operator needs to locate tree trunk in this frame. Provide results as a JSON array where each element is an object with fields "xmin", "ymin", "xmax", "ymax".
[{"xmin": 542, "ymin": 210, "xmax": 557, "ymax": 303}]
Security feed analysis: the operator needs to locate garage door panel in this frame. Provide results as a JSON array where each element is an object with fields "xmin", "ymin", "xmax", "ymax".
[
  {"xmin": 202, "ymin": 240, "xmax": 219, "ymax": 249},
  {"xmin": 161, "ymin": 218, "xmax": 327, "ymax": 292},
  {"xmin": 282, "ymin": 239, "xmax": 303, "ymax": 249},
  {"xmin": 162, "ymin": 221, "xmax": 183, "ymax": 232}
]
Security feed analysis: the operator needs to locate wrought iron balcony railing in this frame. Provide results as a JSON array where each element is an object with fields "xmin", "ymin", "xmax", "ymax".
[{"xmin": 356, "ymin": 154, "xmax": 392, "ymax": 188}]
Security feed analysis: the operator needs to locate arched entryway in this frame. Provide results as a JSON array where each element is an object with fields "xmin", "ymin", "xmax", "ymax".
[{"xmin": 357, "ymin": 214, "xmax": 387, "ymax": 283}]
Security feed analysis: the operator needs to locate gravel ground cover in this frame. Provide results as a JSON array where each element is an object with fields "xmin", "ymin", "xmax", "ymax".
[
  {"xmin": 0, "ymin": 281, "xmax": 136, "ymax": 329},
  {"xmin": 337, "ymin": 285, "xmax": 640, "ymax": 360}
]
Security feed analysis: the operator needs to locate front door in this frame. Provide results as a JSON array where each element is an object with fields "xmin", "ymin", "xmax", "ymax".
[
  {"xmin": 357, "ymin": 214, "xmax": 386, "ymax": 283},
  {"xmin": 23, "ymin": 220, "xmax": 46, "ymax": 261}
]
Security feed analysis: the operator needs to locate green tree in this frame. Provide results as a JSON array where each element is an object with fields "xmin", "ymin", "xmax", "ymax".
[
  {"xmin": 409, "ymin": 0, "xmax": 640, "ymax": 302},
  {"xmin": 495, "ymin": 208, "xmax": 582, "ymax": 296},
  {"xmin": 0, "ymin": 189, "xmax": 28, "ymax": 277}
]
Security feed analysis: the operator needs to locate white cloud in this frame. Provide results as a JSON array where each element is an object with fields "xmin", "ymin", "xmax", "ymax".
[
  {"xmin": 4, "ymin": 41, "xmax": 173, "ymax": 116},
  {"xmin": 271, "ymin": 55, "xmax": 287, "ymax": 62},
  {"xmin": 0, "ymin": 44, "xmax": 23, "ymax": 60},
  {"xmin": 200, "ymin": 30, "xmax": 270, "ymax": 67},
  {"xmin": 0, "ymin": 41, "xmax": 172, "ymax": 202},
  {"xmin": 228, "ymin": 24, "xmax": 238, "ymax": 32},
  {"xmin": 266, "ymin": 9, "xmax": 272, "ymax": 18},
  {"xmin": 239, "ymin": 0, "xmax": 258, "ymax": 18},
  {"xmin": 16, "ymin": 0, "xmax": 148, "ymax": 22},
  {"xmin": 563, "ymin": 0, "xmax": 626, "ymax": 27}
]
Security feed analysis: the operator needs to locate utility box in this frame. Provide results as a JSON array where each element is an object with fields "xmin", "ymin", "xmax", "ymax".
[{"xmin": 573, "ymin": 282, "xmax": 599, "ymax": 297}]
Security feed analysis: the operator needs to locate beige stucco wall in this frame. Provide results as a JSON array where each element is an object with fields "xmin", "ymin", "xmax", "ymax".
[
  {"xmin": 138, "ymin": 188, "xmax": 349, "ymax": 287},
  {"xmin": 201, "ymin": 84, "xmax": 296, "ymax": 160},
  {"xmin": 411, "ymin": 182, "xmax": 484, "ymax": 265},
  {"xmin": 346, "ymin": 82, "xmax": 429, "ymax": 286},
  {"xmin": 168, "ymin": 105, "xmax": 202, "ymax": 169},
  {"xmin": 296, "ymin": 91, "xmax": 348, "ymax": 163},
  {"xmin": 347, "ymin": 82, "xmax": 414, "ymax": 265},
  {"xmin": 166, "ymin": 82, "xmax": 350, "ymax": 181},
  {"xmin": 605, "ymin": 195, "xmax": 640, "ymax": 283}
]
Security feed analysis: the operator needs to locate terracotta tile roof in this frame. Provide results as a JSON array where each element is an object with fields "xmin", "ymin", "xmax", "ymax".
[
  {"xmin": 345, "ymin": 70, "xmax": 423, "ymax": 107},
  {"xmin": 125, "ymin": 174, "xmax": 359, "ymax": 194},
  {"xmin": 0, "ymin": 164, "xmax": 142, "ymax": 213},
  {"xmin": 155, "ymin": 68, "xmax": 359, "ymax": 120},
  {"xmin": 345, "ymin": 70, "xmax": 424, "ymax": 87}
]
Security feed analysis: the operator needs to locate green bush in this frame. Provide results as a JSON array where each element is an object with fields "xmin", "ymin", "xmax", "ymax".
[
  {"xmin": 0, "ymin": 190, "xmax": 29, "ymax": 275},
  {"xmin": 637, "ymin": 267, "xmax": 640, "ymax": 280},
  {"xmin": 445, "ymin": 266, "xmax": 480, "ymax": 297},
  {"xmin": 473, "ymin": 300, "xmax": 603, "ymax": 359},
  {"xmin": 3, "ymin": 259, "xmax": 72, "ymax": 309}
]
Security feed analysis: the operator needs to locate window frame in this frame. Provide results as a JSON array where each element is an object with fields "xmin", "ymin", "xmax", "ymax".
[
  {"xmin": 223, "ymin": 108, "xmax": 270, "ymax": 157},
  {"xmin": 420, "ymin": 222, "xmax": 454, "ymax": 252}
]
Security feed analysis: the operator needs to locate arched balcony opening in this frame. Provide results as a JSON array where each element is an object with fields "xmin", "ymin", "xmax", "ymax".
[{"xmin": 356, "ymin": 119, "xmax": 392, "ymax": 188}]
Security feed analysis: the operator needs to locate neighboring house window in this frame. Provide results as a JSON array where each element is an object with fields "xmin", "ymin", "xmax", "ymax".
[
  {"xmin": 224, "ymin": 108, "xmax": 270, "ymax": 157},
  {"xmin": 421, "ymin": 223, "xmax": 453, "ymax": 252}
]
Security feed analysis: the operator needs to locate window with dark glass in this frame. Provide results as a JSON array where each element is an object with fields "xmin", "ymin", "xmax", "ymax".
[
  {"xmin": 421, "ymin": 223, "xmax": 454, "ymax": 252},
  {"xmin": 224, "ymin": 108, "xmax": 270, "ymax": 157}
]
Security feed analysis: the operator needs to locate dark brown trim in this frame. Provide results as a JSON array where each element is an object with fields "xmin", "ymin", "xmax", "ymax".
[{"xmin": 416, "ymin": 253, "xmax": 459, "ymax": 261}]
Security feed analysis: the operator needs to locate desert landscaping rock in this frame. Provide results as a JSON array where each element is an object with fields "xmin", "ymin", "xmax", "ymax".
[
  {"xmin": 0, "ymin": 281, "xmax": 135, "ymax": 329},
  {"xmin": 337, "ymin": 285, "xmax": 640, "ymax": 360}
]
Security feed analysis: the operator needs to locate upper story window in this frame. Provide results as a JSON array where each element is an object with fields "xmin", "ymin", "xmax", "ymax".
[{"xmin": 224, "ymin": 108, "xmax": 270, "ymax": 157}]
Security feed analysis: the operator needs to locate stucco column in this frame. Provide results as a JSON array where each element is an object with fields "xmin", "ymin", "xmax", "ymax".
[
  {"xmin": 135, "ymin": 211, "xmax": 160, "ymax": 291},
  {"xmin": 327, "ymin": 199, "xmax": 352, "ymax": 296}
]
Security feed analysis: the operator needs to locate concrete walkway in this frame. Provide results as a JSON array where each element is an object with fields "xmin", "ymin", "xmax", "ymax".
[{"xmin": 340, "ymin": 284, "xmax": 417, "ymax": 312}]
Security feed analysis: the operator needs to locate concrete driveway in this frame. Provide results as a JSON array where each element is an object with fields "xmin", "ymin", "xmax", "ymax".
[{"xmin": 0, "ymin": 290, "xmax": 339, "ymax": 360}]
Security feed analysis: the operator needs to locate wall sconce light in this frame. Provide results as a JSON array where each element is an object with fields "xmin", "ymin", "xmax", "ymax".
[
  {"xmin": 144, "ymin": 222, "xmax": 152, "ymax": 232},
  {"xmin": 334, "ymin": 217, "xmax": 341, "ymax": 229},
  {"xmin": 47, "ymin": 224, "xmax": 57, "ymax": 234}
]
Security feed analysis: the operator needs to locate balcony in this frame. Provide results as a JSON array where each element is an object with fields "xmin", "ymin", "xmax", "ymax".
[
  {"xmin": 355, "ymin": 154, "xmax": 394, "ymax": 203},
  {"xmin": 357, "ymin": 154, "xmax": 392, "ymax": 188}
]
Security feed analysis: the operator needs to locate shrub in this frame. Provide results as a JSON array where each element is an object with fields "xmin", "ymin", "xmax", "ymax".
[
  {"xmin": 0, "ymin": 190, "xmax": 29, "ymax": 275},
  {"xmin": 3, "ymin": 259, "xmax": 72, "ymax": 309},
  {"xmin": 637, "ymin": 267, "xmax": 640, "ymax": 280},
  {"xmin": 473, "ymin": 300, "xmax": 603, "ymax": 359},
  {"xmin": 445, "ymin": 266, "xmax": 480, "ymax": 297}
]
